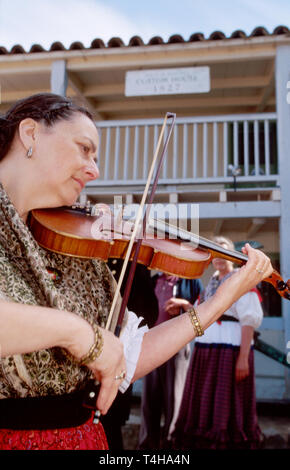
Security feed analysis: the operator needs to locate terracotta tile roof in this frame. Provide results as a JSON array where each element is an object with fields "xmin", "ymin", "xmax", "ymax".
[{"xmin": 0, "ymin": 25, "xmax": 289, "ymax": 55}]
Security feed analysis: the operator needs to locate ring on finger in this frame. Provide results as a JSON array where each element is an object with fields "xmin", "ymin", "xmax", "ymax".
[
  {"xmin": 255, "ymin": 267, "xmax": 264, "ymax": 274},
  {"xmin": 114, "ymin": 370, "xmax": 126, "ymax": 381}
]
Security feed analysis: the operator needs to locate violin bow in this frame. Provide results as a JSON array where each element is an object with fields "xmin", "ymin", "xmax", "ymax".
[
  {"xmin": 82, "ymin": 112, "xmax": 176, "ymax": 414},
  {"xmin": 105, "ymin": 112, "xmax": 176, "ymax": 336}
]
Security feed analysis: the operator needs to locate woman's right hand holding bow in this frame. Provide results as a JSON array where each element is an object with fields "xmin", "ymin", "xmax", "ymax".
[{"xmin": 65, "ymin": 318, "xmax": 126, "ymax": 415}]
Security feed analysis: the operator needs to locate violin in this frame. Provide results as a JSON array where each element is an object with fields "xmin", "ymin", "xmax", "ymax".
[
  {"xmin": 29, "ymin": 204, "xmax": 290, "ymax": 301},
  {"xmin": 29, "ymin": 110, "xmax": 290, "ymax": 416}
]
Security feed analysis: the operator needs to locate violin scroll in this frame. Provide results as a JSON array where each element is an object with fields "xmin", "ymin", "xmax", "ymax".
[
  {"xmin": 282, "ymin": 279, "xmax": 290, "ymax": 300},
  {"xmin": 263, "ymin": 271, "xmax": 290, "ymax": 301}
]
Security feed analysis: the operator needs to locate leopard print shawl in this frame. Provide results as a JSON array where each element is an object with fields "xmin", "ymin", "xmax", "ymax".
[{"xmin": 0, "ymin": 183, "xmax": 121, "ymax": 398}]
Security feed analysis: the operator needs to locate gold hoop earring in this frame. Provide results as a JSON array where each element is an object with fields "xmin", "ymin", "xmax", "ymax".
[{"xmin": 26, "ymin": 147, "xmax": 33, "ymax": 158}]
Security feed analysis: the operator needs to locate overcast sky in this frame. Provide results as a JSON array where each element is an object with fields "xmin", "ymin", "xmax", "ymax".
[{"xmin": 0, "ymin": 0, "xmax": 289, "ymax": 51}]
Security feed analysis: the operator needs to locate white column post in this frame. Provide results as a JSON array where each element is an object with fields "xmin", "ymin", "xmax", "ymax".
[
  {"xmin": 50, "ymin": 60, "xmax": 67, "ymax": 96},
  {"xmin": 275, "ymin": 44, "xmax": 290, "ymax": 398}
]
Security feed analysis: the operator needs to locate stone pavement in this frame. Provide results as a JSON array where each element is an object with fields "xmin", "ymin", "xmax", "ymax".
[
  {"xmin": 121, "ymin": 400, "xmax": 290, "ymax": 450},
  {"xmin": 256, "ymin": 402, "xmax": 290, "ymax": 449}
]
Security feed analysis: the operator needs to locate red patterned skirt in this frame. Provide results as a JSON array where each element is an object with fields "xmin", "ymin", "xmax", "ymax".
[{"xmin": 0, "ymin": 413, "xmax": 108, "ymax": 450}]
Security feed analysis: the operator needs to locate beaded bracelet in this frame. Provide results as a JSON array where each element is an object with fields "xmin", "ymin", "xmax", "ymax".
[
  {"xmin": 77, "ymin": 323, "xmax": 104, "ymax": 366},
  {"xmin": 187, "ymin": 307, "xmax": 204, "ymax": 337}
]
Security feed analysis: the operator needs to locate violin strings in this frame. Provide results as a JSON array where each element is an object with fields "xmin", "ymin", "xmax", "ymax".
[
  {"xmin": 149, "ymin": 218, "xmax": 248, "ymax": 263},
  {"xmin": 105, "ymin": 114, "xmax": 171, "ymax": 331}
]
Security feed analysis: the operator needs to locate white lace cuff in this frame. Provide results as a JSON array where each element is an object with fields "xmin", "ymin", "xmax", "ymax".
[{"xmin": 118, "ymin": 310, "xmax": 148, "ymax": 393}]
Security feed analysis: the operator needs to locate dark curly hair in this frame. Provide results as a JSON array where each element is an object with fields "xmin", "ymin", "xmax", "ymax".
[{"xmin": 0, "ymin": 93, "xmax": 95, "ymax": 161}]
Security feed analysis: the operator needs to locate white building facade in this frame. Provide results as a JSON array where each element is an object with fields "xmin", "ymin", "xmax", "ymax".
[{"xmin": 0, "ymin": 26, "xmax": 289, "ymax": 401}]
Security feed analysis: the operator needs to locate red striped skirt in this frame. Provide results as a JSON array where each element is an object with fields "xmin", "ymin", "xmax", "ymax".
[{"xmin": 172, "ymin": 343, "xmax": 262, "ymax": 449}]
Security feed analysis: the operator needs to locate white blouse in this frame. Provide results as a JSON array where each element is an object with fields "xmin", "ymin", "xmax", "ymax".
[
  {"xmin": 118, "ymin": 310, "xmax": 148, "ymax": 393},
  {"xmin": 118, "ymin": 291, "xmax": 263, "ymax": 389},
  {"xmin": 196, "ymin": 291, "xmax": 263, "ymax": 347}
]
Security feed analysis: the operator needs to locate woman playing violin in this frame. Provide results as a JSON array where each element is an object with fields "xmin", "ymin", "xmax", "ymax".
[{"xmin": 0, "ymin": 93, "xmax": 273, "ymax": 450}]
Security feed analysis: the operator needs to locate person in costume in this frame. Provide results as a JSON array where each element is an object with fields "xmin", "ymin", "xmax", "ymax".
[
  {"xmin": 172, "ymin": 236, "xmax": 263, "ymax": 449},
  {"xmin": 0, "ymin": 94, "xmax": 272, "ymax": 449}
]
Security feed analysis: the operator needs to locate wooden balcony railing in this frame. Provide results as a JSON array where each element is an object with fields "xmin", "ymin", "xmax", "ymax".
[{"xmin": 88, "ymin": 113, "xmax": 279, "ymax": 188}]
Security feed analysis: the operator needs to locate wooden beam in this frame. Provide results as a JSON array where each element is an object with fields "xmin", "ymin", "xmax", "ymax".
[
  {"xmin": 85, "ymin": 83, "xmax": 124, "ymax": 97},
  {"xmin": 0, "ymin": 73, "xmax": 271, "ymax": 105},
  {"xmin": 213, "ymin": 219, "xmax": 224, "ymax": 235},
  {"xmin": 67, "ymin": 42, "xmax": 279, "ymax": 72},
  {"xmin": 0, "ymin": 88, "xmax": 51, "ymax": 102},
  {"xmin": 95, "ymin": 95, "xmax": 275, "ymax": 113},
  {"xmin": 256, "ymin": 61, "xmax": 276, "ymax": 112},
  {"xmin": 68, "ymin": 71, "xmax": 84, "ymax": 95},
  {"xmin": 68, "ymin": 71, "xmax": 103, "ymax": 120},
  {"xmin": 247, "ymin": 218, "xmax": 266, "ymax": 238},
  {"xmin": 0, "ymin": 84, "xmax": 97, "ymax": 104},
  {"xmin": 0, "ymin": 62, "xmax": 53, "ymax": 76},
  {"xmin": 213, "ymin": 75, "xmax": 269, "ymax": 90}
]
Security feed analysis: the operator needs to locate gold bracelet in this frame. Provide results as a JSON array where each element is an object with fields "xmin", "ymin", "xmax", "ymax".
[
  {"xmin": 187, "ymin": 307, "xmax": 204, "ymax": 337},
  {"xmin": 77, "ymin": 323, "xmax": 104, "ymax": 366}
]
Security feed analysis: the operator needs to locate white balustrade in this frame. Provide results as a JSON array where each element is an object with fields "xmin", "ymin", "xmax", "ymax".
[{"xmin": 90, "ymin": 113, "xmax": 278, "ymax": 187}]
